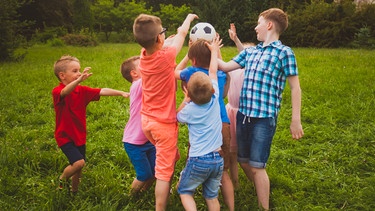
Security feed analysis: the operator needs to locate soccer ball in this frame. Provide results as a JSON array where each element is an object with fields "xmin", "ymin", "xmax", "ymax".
[{"xmin": 189, "ymin": 22, "xmax": 216, "ymax": 42}]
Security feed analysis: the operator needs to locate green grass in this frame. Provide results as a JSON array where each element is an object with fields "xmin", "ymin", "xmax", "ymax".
[{"xmin": 0, "ymin": 44, "xmax": 374, "ymax": 210}]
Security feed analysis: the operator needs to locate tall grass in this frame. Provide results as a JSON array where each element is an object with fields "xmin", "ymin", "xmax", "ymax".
[{"xmin": 0, "ymin": 44, "xmax": 374, "ymax": 210}]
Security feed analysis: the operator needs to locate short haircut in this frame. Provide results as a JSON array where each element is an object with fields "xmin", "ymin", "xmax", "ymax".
[
  {"xmin": 133, "ymin": 14, "xmax": 162, "ymax": 49},
  {"xmin": 187, "ymin": 72, "xmax": 213, "ymax": 105},
  {"xmin": 188, "ymin": 39, "xmax": 211, "ymax": 68},
  {"xmin": 260, "ymin": 8, "xmax": 288, "ymax": 34},
  {"xmin": 54, "ymin": 55, "xmax": 79, "ymax": 81},
  {"xmin": 120, "ymin": 56, "xmax": 140, "ymax": 83}
]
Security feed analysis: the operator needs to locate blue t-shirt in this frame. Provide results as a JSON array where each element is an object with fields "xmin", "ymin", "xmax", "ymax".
[
  {"xmin": 177, "ymin": 80, "xmax": 223, "ymax": 157},
  {"xmin": 180, "ymin": 66, "xmax": 230, "ymax": 123}
]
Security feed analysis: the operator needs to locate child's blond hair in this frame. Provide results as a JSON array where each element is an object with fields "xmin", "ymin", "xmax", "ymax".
[
  {"xmin": 54, "ymin": 55, "xmax": 79, "ymax": 81},
  {"xmin": 187, "ymin": 72, "xmax": 214, "ymax": 105},
  {"xmin": 133, "ymin": 14, "xmax": 162, "ymax": 49}
]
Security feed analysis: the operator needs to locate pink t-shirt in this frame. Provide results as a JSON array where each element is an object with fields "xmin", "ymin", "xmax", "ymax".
[
  {"xmin": 227, "ymin": 69, "xmax": 244, "ymax": 108},
  {"xmin": 139, "ymin": 47, "xmax": 177, "ymax": 123},
  {"xmin": 122, "ymin": 79, "xmax": 148, "ymax": 145}
]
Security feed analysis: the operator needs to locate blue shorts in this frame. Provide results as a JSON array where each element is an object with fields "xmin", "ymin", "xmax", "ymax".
[
  {"xmin": 177, "ymin": 152, "xmax": 224, "ymax": 199},
  {"xmin": 124, "ymin": 141, "xmax": 156, "ymax": 181},
  {"xmin": 236, "ymin": 112, "xmax": 277, "ymax": 168},
  {"xmin": 60, "ymin": 142, "xmax": 86, "ymax": 165}
]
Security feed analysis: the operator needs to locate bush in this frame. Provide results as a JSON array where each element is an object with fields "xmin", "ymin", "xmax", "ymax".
[
  {"xmin": 32, "ymin": 27, "xmax": 68, "ymax": 44},
  {"xmin": 61, "ymin": 34, "xmax": 98, "ymax": 47},
  {"xmin": 47, "ymin": 38, "xmax": 65, "ymax": 47},
  {"xmin": 352, "ymin": 26, "xmax": 375, "ymax": 49}
]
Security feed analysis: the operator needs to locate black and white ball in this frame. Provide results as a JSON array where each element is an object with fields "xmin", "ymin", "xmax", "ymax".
[{"xmin": 189, "ymin": 22, "xmax": 216, "ymax": 42}]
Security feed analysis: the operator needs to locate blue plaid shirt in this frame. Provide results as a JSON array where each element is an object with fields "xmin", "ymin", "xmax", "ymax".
[{"xmin": 232, "ymin": 40, "xmax": 298, "ymax": 118}]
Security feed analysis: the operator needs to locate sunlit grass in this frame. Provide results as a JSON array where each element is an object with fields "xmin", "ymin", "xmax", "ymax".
[{"xmin": 0, "ymin": 44, "xmax": 374, "ymax": 210}]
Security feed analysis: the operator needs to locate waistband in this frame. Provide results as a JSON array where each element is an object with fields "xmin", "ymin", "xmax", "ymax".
[{"xmin": 192, "ymin": 151, "xmax": 222, "ymax": 158}]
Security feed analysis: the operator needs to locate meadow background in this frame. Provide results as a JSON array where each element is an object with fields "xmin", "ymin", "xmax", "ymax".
[{"xmin": 0, "ymin": 43, "xmax": 374, "ymax": 210}]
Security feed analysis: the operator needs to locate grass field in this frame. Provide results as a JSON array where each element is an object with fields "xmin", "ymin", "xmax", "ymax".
[{"xmin": 0, "ymin": 43, "xmax": 374, "ymax": 210}]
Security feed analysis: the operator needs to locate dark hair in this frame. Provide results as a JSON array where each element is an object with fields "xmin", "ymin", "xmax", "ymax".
[
  {"xmin": 188, "ymin": 39, "xmax": 211, "ymax": 68},
  {"xmin": 133, "ymin": 14, "xmax": 162, "ymax": 49}
]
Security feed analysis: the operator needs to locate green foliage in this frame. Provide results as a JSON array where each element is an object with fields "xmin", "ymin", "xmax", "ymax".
[
  {"xmin": 47, "ymin": 38, "xmax": 66, "ymax": 47},
  {"xmin": 190, "ymin": 0, "xmax": 257, "ymax": 45},
  {"xmin": 0, "ymin": 44, "xmax": 375, "ymax": 210},
  {"xmin": 0, "ymin": 0, "xmax": 30, "ymax": 61},
  {"xmin": 157, "ymin": 4, "xmax": 192, "ymax": 33},
  {"xmin": 72, "ymin": 0, "xmax": 94, "ymax": 32},
  {"xmin": 32, "ymin": 26, "xmax": 68, "ymax": 44},
  {"xmin": 61, "ymin": 34, "xmax": 98, "ymax": 46},
  {"xmin": 92, "ymin": 0, "xmax": 149, "ymax": 42},
  {"xmin": 283, "ymin": 0, "xmax": 357, "ymax": 47},
  {"xmin": 352, "ymin": 26, "xmax": 375, "ymax": 49}
]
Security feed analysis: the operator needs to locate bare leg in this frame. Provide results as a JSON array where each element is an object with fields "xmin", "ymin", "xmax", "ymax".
[
  {"xmin": 229, "ymin": 151, "xmax": 239, "ymax": 189},
  {"xmin": 220, "ymin": 171, "xmax": 235, "ymax": 211},
  {"xmin": 71, "ymin": 169, "xmax": 82, "ymax": 192},
  {"xmin": 155, "ymin": 179, "xmax": 171, "ymax": 211},
  {"xmin": 205, "ymin": 198, "xmax": 220, "ymax": 211},
  {"xmin": 60, "ymin": 159, "xmax": 85, "ymax": 181},
  {"xmin": 130, "ymin": 177, "xmax": 156, "ymax": 194},
  {"xmin": 240, "ymin": 163, "xmax": 269, "ymax": 210},
  {"xmin": 180, "ymin": 194, "xmax": 197, "ymax": 211}
]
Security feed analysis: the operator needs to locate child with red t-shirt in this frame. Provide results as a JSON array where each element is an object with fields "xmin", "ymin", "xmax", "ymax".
[{"xmin": 52, "ymin": 55, "xmax": 129, "ymax": 194}]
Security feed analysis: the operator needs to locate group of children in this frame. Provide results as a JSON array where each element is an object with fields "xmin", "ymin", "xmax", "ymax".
[{"xmin": 52, "ymin": 8, "xmax": 303, "ymax": 211}]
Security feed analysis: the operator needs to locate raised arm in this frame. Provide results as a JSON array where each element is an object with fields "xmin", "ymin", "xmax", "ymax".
[
  {"xmin": 171, "ymin": 14, "xmax": 199, "ymax": 53},
  {"xmin": 288, "ymin": 75, "xmax": 304, "ymax": 140},
  {"xmin": 60, "ymin": 67, "xmax": 93, "ymax": 98},
  {"xmin": 228, "ymin": 23, "xmax": 244, "ymax": 52},
  {"xmin": 206, "ymin": 35, "xmax": 221, "ymax": 81}
]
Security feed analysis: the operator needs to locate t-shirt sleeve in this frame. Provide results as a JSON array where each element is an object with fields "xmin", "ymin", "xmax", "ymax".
[
  {"xmin": 82, "ymin": 86, "xmax": 101, "ymax": 104},
  {"xmin": 232, "ymin": 49, "xmax": 247, "ymax": 68},
  {"xmin": 282, "ymin": 47, "xmax": 298, "ymax": 77},
  {"xmin": 179, "ymin": 67, "xmax": 191, "ymax": 82}
]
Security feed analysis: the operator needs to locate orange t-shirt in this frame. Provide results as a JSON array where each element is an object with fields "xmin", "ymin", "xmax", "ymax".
[{"xmin": 139, "ymin": 47, "xmax": 177, "ymax": 123}]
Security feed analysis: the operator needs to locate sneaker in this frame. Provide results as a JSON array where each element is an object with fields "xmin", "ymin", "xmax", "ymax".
[{"xmin": 58, "ymin": 177, "xmax": 70, "ymax": 194}]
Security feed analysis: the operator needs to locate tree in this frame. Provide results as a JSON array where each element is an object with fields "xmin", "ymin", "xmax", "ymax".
[
  {"xmin": 191, "ymin": 0, "xmax": 257, "ymax": 45},
  {"xmin": 72, "ymin": 0, "xmax": 93, "ymax": 32},
  {"xmin": 0, "ymin": 0, "xmax": 31, "ymax": 61},
  {"xmin": 156, "ymin": 4, "xmax": 192, "ymax": 33}
]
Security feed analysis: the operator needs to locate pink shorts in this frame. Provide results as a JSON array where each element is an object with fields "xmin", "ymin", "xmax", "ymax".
[
  {"xmin": 141, "ymin": 115, "xmax": 180, "ymax": 182},
  {"xmin": 226, "ymin": 104, "xmax": 238, "ymax": 152}
]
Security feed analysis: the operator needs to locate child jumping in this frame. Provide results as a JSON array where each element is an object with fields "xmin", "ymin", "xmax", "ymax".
[
  {"xmin": 52, "ymin": 55, "xmax": 129, "ymax": 194},
  {"xmin": 133, "ymin": 13, "xmax": 198, "ymax": 210}
]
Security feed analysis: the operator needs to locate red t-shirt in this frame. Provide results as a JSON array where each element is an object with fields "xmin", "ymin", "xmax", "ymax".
[{"xmin": 52, "ymin": 83, "xmax": 101, "ymax": 147}]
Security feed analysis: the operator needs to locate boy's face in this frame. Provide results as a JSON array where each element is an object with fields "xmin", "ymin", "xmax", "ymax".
[
  {"xmin": 132, "ymin": 59, "xmax": 141, "ymax": 81},
  {"xmin": 157, "ymin": 26, "xmax": 166, "ymax": 45},
  {"xmin": 59, "ymin": 61, "xmax": 81, "ymax": 84},
  {"xmin": 255, "ymin": 16, "xmax": 269, "ymax": 42}
]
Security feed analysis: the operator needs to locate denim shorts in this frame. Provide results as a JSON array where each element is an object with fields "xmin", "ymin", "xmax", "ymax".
[
  {"xmin": 124, "ymin": 141, "xmax": 156, "ymax": 181},
  {"xmin": 60, "ymin": 142, "xmax": 86, "ymax": 164},
  {"xmin": 177, "ymin": 152, "xmax": 224, "ymax": 199},
  {"xmin": 236, "ymin": 112, "xmax": 277, "ymax": 168}
]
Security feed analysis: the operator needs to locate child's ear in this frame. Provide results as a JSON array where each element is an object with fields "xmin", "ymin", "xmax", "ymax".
[
  {"xmin": 267, "ymin": 21, "xmax": 273, "ymax": 30},
  {"xmin": 211, "ymin": 86, "xmax": 215, "ymax": 94},
  {"xmin": 192, "ymin": 58, "xmax": 197, "ymax": 66},
  {"xmin": 58, "ymin": 72, "xmax": 65, "ymax": 80}
]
